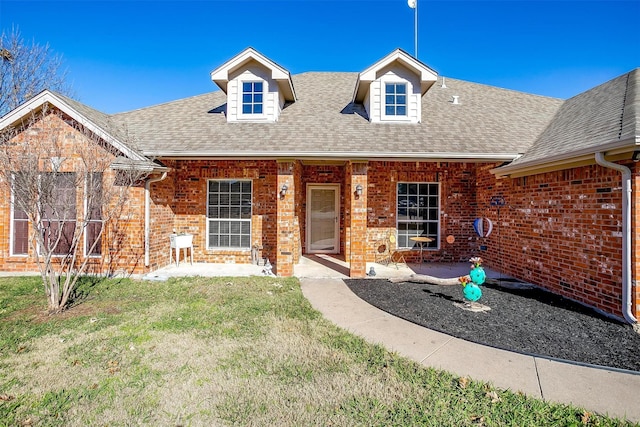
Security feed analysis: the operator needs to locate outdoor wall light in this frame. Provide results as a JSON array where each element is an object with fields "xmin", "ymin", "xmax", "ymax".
[
  {"xmin": 355, "ymin": 184, "xmax": 363, "ymax": 197},
  {"xmin": 280, "ymin": 183, "xmax": 288, "ymax": 198},
  {"xmin": 633, "ymin": 150, "xmax": 640, "ymax": 162}
]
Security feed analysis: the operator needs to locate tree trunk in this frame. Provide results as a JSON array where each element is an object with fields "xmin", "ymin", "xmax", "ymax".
[{"xmin": 388, "ymin": 274, "xmax": 469, "ymax": 286}]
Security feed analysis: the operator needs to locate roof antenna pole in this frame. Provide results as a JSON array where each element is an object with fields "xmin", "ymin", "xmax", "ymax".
[{"xmin": 408, "ymin": 0, "xmax": 418, "ymax": 59}]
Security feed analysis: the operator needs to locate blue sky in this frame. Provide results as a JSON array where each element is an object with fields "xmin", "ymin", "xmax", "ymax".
[{"xmin": 2, "ymin": 0, "xmax": 639, "ymax": 114}]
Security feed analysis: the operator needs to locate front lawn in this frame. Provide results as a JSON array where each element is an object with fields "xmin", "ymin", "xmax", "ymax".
[{"xmin": 0, "ymin": 276, "xmax": 633, "ymax": 426}]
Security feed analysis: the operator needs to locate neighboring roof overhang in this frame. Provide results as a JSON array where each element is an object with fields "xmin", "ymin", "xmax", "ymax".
[
  {"xmin": 491, "ymin": 137, "xmax": 640, "ymax": 178},
  {"xmin": 352, "ymin": 48, "xmax": 438, "ymax": 103},
  {"xmin": 210, "ymin": 47, "xmax": 297, "ymax": 102},
  {"xmin": 0, "ymin": 90, "xmax": 151, "ymax": 165}
]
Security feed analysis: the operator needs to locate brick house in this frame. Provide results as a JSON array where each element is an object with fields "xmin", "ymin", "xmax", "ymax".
[{"xmin": 0, "ymin": 47, "xmax": 638, "ymax": 322}]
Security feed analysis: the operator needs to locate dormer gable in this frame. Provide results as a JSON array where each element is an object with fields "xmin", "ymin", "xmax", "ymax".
[
  {"xmin": 210, "ymin": 47, "xmax": 296, "ymax": 123},
  {"xmin": 352, "ymin": 49, "xmax": 437, "ymax": 124}
]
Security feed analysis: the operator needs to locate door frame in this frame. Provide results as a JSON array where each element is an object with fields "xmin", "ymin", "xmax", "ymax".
[{"xmin": 306, "ymin": 184, "xmax": 340, "ymax": 254}]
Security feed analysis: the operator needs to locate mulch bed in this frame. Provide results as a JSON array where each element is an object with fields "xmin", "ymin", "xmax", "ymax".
[{"xmin": 345, "ymin": 278, "xmax": 640, "ymax": 372}]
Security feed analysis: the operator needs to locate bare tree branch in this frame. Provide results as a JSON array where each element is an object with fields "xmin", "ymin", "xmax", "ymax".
[{"xmin": 0, "ymin": 27, "xmax": 71, "ymax": 117}]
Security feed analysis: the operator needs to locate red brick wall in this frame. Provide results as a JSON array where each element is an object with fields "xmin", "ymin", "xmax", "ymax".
[
  {"xmin": 365, "ymin": 161, "xmax": 480, "ymax": 263},
  {"xmin": 476, "ymin": 163, "xmax": 636, "ymax": 319},
  {"xmin": 0, "ymin": 112, "xmax": 147, "ymax": 275},
  {"xmin": 148, "ymin": 160, "xmax": 279, "ymax": 266}
]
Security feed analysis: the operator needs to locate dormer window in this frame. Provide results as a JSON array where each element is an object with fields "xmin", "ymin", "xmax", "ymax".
[
  {"xmin": 242, "ymin": 81, "xmax": 263, "ymax": 115},
  {"xmin": 385, "ymin": 83, "xmax": 407, "ymax": 116},
  {"xmin": 210, "ymin": 47, "xmax": 296, "ymax": 123},
  {"xmin": 352, "ymin": 49, "xmax": 437, "ymax": 124}
]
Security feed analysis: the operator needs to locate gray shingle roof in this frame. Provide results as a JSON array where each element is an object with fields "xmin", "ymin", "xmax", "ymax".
[
  {"xmin": 112, "ymin": 72, "xmax": 563, "ymax": 160},
  {"xmin": 498, "ymin": 68, "xmax": 640, "ymax": 171}
]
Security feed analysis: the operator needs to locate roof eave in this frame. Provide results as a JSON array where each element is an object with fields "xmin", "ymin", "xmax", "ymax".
[
  {"xmin": 0, "ymin": 90, "xmax": 148, "ymax": 163},
  {"xmin": 142, "ymin": 150, "xmax": 520, "ymax": 163},
  {"xmin": 492, "ymin": 137, "xmax": 640, "ymax": 177}
]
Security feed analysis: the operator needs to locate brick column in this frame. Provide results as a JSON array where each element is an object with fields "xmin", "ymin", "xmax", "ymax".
[
  {"xmin": 348, "ymin": 161, "xmax": 368, "ymax": 278},
  {"xmin": 276, "ymin": 160, "xmax": 295, "ymax": 277}
]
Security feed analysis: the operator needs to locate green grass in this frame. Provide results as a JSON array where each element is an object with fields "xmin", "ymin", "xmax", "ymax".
[{"xmin": 0, "ymin": 275, "xmax": 636, "ymax": 426}]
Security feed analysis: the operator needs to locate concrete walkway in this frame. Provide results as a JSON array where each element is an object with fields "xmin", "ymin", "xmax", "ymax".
[{"xmin": 301, "ymin": 278, "xmax": 640, "ymax": 423}]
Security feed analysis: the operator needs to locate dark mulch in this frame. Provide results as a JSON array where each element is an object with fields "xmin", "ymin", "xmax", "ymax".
[{"xmin": 345, "ymin": 278, "xmax": 640, "ymax": 372}]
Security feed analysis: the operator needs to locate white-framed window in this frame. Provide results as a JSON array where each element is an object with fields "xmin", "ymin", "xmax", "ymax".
[
  {"xmin": 385, "ymin": 83, "xmax": 407, "ymax": 116},
  {"xmin": 396, "ymin": 182, "xmax": 439, "ymax": 248},
  {"xmin": 41, "ymin": 172, "xmax": 77, "ymax": 256},
  {"xmin": 84, "ymin": 172, "xmax": 102, "ymax": 257},
  {"xmin": 10, "ymin": 173, "xmax": 28, "ymax": 256},
  {"xmin": 242, "ymin": 81, "xmax": 263, "ymax": 115},
  {"xmin": 207, "ymin": 180, "xmax": 252, "ymax": 249}
]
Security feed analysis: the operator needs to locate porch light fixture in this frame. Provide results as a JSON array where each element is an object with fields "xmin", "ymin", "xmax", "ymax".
[
  {"xmin": 280, "ymin": 183, "xmax": 288, "ymax": 198},
  {"xmin": 355, "ymin": 184, "xmax": 363, "ymax": 197},
  {"xmin": 632, "ymin": 150, "xmax": 640, "ymax": 162}
]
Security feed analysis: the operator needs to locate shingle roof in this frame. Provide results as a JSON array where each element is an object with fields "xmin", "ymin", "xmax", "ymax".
[
  {"xmin": 112, "ymin": 72, "xmax": 563, "ymax": 160},
  {"xmin": 497, "ymin": 68, "xmax": 640, "ymax": 172}
]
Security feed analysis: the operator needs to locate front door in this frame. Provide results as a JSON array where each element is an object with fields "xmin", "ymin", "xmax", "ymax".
[{"xmin": 307, "ymin": 185, "xmax": 340, "ymax": 254}]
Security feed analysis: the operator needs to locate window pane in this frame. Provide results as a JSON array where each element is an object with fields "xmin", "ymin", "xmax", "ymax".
[
  {"xmin": 385, "ymin": 83, "xmax": 394, "ymax": 93},
  {"xmin": 396, "ymin": 84, "xmax": 406, "ymax": 94},
  {"xmin": 254, "ymin": 104, "xmax": 263, "ymax": 114},
  {"xmin": 254, "ymin": 93, "xmax": 263, "ymax": 103},
  {"xmin": 207, "ymin": 180, "xmax": 252, "ymax": 248},
  {"xmin": 254, "ymin": 82, "xmax": 263, "ymax": 92},
  {"xmin": 86, "ymin": 221, "xmax": 102, "ymax": 255},
  {"xmin": 397, "ymin": 182, "xmax": 439, "ymax": 248},
  {"xmin": 396, "ymin": 106, "xmax": 406, "ymax": 116},
  {"xmin": 385, "ymin": 106, "xmax": 395, "ymax": 115},
  {"xmin": 243, "ymin": 82, "xmax": 252, "ymax": 92},
  {"xmin": 12, "ymin": 220, "xmax": 28, "ymax": 255}
]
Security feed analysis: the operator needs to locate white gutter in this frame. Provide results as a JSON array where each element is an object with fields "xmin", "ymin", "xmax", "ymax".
[
  {"xmin": 595, "ymin": 152, "xmax": 637, "ymax": 323},
  {"xmin": 144, "ymin": 172, "xmax": 168, "ymax": 267},
  {"xmin": 143, "ymin": 151, "xmax": 520, "ymax": 162}
]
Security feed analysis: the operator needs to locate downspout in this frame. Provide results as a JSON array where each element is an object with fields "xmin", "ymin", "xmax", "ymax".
[
  {"xmin": 144, "ymin": 172, "xmax": 168, "ymax": 267},
  {"xmin": 594, "ymin": 152, "xmax": 637, "ymax": 323}
]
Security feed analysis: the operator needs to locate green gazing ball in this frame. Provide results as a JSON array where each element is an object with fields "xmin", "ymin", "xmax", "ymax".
[
  {"xmin": 463, "ymin": 283, "xmax": 482, "ymax": 302},
  {"xmin": 469, "ymin": 266, "xmax": 486, "ymax": 285}
]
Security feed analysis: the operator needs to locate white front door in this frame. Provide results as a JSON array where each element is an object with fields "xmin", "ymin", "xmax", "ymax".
[{"xmin": 307, "ymin": 185, "xmax": 340, "ymax": 254}]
